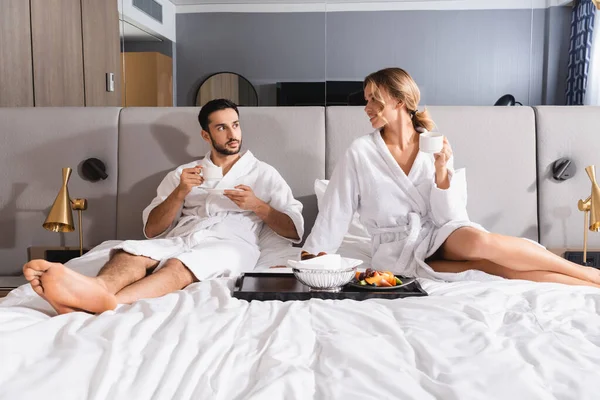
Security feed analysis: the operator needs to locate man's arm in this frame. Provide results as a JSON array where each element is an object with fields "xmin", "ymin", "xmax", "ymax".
[
  {"xmin": 223, "ymin": 185, "xmax": 300, "ymax": 241},
  {"xmin": 253, "ymin": 202, "xmax": 300, "ymax": 241},
  {"xmin": 145, "ymin": 187, "xmax": 186, "ymax": 238},
  {"xmin": 145, "ymin": 166, "xmax": 203, "ymax": 238}
]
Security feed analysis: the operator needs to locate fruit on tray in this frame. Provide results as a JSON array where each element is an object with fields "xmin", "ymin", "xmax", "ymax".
[
  {"xmin": 354, "ymin": 269, "xmax": 403, "ymax": 287},
  {"xmin": 300, "ymin": 251, "xmax": 327, "ymax": 260}
]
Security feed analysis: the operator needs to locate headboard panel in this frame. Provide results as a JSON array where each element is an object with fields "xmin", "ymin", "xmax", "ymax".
[
  {"xmin": 325, "ymin": 106, "xmax": 539, "ymax": 241},
  {"xmin": 534, "ymin": 106, "xmax": 600, "ymax": 249},
  {"xmin": 3, "ymin": 105, "xmax": 575, "ymax": 275},
  {"xmin": 0, "ymin": 107, "xmax": 120, "ymax": 274},
  {"xmin": 116, "ymin": 107, "xmax": 326, "ymax": 241}
]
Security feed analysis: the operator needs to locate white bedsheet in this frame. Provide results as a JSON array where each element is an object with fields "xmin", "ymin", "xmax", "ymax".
[{"xmin": 1, "ymin": 244, "xmax": 600, "ymax": 400}]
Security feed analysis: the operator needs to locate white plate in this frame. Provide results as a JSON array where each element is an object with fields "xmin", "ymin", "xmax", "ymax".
[{"xmin": 204, "ymin": 188, "xmax": 243, "ymax": 195}]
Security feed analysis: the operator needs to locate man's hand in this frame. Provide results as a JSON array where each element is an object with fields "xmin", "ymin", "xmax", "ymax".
[
  {"xmin": 176, "ymin": 166, "xmax": 204, "ymax": 199},
  {"xmin": 225, "ymin": 185, "xmax": 300, "ymax": 241},
  {"xmin": 223, "ymin": 185, "xmax": 266, "ymax": 212}
]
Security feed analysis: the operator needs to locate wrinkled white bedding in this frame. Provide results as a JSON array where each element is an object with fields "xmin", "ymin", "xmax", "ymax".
[{"xmin": 1, "ymin": 242, "xmax": 599, "ymax": 400}]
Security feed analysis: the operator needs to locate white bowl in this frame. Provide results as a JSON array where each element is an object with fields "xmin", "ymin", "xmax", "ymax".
[
  {"xmin": 292, "ymin": 267, "xmax": 357, "ymax": 292},
  {"xmin": 287, "ymin": 256, "xmax": 363, "ymax": 292}
]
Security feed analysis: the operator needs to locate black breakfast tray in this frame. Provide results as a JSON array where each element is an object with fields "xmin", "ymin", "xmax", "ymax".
[{"xmin": 232, "ymin": 272, "xmax": 428, "ymax": 302}]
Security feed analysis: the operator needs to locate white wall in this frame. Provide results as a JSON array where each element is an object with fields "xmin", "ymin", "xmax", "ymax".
[
  {"xmin": 119, "ymin": 0, "xmax": 176, "ymax": 42},
  {"xmin": 175, "ymin": 0, "xmax": 572, "ymax": 13}
]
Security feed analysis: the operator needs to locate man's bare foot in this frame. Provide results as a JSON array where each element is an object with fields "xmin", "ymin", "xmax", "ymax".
[{"xmin": 23, "ymin": 260, "xmax": 117, "ymax": 315}]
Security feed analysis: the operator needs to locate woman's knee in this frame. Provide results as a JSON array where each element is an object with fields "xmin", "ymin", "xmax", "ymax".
[
  {"xmin": 470, "ymin": 231, "xmax": 496, "ymax": 259},
  {"xmin": 448, "ymin": 228, "xmax": 494, "ymax": 260}
]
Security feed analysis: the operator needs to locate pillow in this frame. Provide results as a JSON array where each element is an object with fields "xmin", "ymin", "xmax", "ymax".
[{"xmin": 313, "ymin": 179, "xmax": 372, "ymax": 265}]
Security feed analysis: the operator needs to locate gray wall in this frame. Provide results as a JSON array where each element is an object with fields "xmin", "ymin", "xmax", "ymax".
[
  {"xmin": 176, "ymin": 12, "xmax": 327, "ymax": 107},
  {"xmin": 176, "ymin": 7, "xmax": 571, "ymax": 107}
]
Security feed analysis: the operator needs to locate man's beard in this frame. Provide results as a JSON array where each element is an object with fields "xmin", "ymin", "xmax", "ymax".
[{"xmin": 209, "ymin": 135, "xmax": 242, "ymax": 156}]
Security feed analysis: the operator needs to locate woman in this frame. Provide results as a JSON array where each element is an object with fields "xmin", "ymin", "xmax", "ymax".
[{"xmin": 302, "ymin": 67, "xmax": 600, "ymax": 287}]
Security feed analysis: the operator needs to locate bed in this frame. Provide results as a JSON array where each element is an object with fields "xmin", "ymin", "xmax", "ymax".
[
  {"xmin": 2, "ymin": 243, "xmax": 599, "ymax": 399},
  {"xmin": 1, "ymin": 106, "xmax": 599, "ymax": 399}
]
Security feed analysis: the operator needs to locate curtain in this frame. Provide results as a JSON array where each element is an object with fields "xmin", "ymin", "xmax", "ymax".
[
  {"xmin": 566, "ymin": 0, "xmax": 596, "ymax": 105},
  {"xmin": 585, "ymin": 8, "xmax": 600, "ymax": 105}
]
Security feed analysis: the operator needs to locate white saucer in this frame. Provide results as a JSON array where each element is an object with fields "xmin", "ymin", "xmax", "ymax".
[{"xmin": 204, "ymin": 188, "xmax": 243, "ymax": 195}]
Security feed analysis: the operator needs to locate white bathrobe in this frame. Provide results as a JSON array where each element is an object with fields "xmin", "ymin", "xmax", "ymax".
[
  {"xmin": 114, "ymin": 150, "xmax": 304, "ymax": 280},
  {"xmin": 303, "ymin": 130, "xmax": 489, "ymax": 281}
]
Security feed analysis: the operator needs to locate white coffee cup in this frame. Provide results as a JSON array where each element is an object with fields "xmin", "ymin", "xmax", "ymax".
[
  {"xmin": 419, "ymin": 132, "xmax": 444, "ymax": 153},
  {"xmin": 202, "ymin": 166, "xmax": 223, "ymax": 180}
]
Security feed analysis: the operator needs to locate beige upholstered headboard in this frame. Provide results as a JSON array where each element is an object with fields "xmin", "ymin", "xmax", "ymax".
[
  {"xmin": 2, "ymin": 105, "xmax": 599, "ymax": 275},
  {"xmin": 0, "ymin": 108, "xmax": 120, "ymax": 274},
  {"xmin": 534, "ymin": 106, "xmax": 600, "ymax": 249}
]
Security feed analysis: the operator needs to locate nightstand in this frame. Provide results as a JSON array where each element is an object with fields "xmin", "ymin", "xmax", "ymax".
[
  {"xmin": 0, "ymin": 276, "xmax": 28, "ymax": 298},
  {"xmin": 28, "ymin": 246, "xmax": 89, "ymax": 264},
  {"xmin": 549, "ymin": 248, "xmax": 600, "ymax": 268}
]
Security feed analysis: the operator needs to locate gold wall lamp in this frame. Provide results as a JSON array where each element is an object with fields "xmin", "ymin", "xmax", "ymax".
[
  {"xmin": 577, "ymin": 165, "xmax": 600, "ymax": 265},
  {"xmin": 43, "ymin": 167, "xmax": 88, "ymax": 256}
]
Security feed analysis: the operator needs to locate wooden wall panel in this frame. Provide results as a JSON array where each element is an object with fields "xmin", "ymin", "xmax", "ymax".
[
  {"xmin": 31, "ymin": 0, "xmax": 84, "ymax": 106},
  {"xmin": 0, "ymin": 0, "xmax": 34, "ymax": 107},
  {"xmin": 81, "ymin": 0, "xmax": 122, "ymax": 106}
]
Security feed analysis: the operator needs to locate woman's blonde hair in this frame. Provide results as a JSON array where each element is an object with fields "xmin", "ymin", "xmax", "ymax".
[{"xmin": 363, "ymin": 68, "xmax": 435, "ymax": 132}]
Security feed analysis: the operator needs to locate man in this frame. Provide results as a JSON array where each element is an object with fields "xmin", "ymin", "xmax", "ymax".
[{"xmin": 23, "ymin": 99, "xmax": 304, "ymax": 315}]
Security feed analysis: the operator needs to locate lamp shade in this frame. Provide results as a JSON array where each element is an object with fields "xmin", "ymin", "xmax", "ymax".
[
  {"xmin": 43, "ymin": 167, "xmax": 74, "ymax": 232},
  {"xmin": 494, "ymin": 94, "xmax": 522, "ymax": 106},
  {"xmin": 586, "ymin": 165, "xmax": 600, "ymax": 231}
]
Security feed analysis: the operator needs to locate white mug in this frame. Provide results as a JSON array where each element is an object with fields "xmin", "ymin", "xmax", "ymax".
[
  {"xmin": 202, "ymin": 166, "xmax": 223, "ymax": 180},
  {"xmin": 419, "ymin": 132, "xmax": 444, "ymax": 154}
]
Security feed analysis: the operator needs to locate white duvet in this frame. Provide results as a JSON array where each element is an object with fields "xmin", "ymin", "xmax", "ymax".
[{"xmin": 1, "ymin": 242, "xmax": 600, "ymax": 400}]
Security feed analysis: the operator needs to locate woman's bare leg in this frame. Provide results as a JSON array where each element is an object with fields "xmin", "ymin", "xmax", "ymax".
[
  {"xmin": 439, "ymin": 227, "xmax": 600, "ymax": 284},
  {"xmin": 429, "ymin": 259, "xmax": 600, "ymax": 288}
]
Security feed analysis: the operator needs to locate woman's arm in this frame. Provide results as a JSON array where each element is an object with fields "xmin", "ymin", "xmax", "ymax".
[
  {"xmin": 429, "ymin": 138, "xmax": 469, "ymax": 225},
  {"xmin": 433, "ymin": 136, "xmax": 452, "ymax": 189},
  {"xmin": 303, "ymin": 149, "xmax": 360, "ymax": 255}
]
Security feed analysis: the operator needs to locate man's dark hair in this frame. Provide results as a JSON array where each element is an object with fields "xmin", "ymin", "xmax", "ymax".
[{"xmin": 198, "ymin": 99, "xmax": 239, "ymax": 133}]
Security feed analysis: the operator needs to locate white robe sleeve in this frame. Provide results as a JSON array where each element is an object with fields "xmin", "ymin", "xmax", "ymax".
[
  {"xmin": 263, "ymin": 167, "xmax": 305, "ymax": 244},
  {"xmin": 429, "ymin": 155, "xmax": 469, "ymax": 226},
  {"xmin": 141, "ymin": 168, "xmax": 183, "ymax": 239},
  {"xmin": 303, "ymin": 149, "xmax": 359, "ymax": 254}
]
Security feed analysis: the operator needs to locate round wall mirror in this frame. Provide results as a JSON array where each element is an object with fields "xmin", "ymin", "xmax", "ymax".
[{"xmin": 196, "ymin": 72, "xmax": 258, "ymax": 107}]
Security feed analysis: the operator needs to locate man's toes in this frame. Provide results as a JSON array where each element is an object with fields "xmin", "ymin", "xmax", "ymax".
[
  {"xmin": 31, "ymin": 279, "xmax": 44, "ymax": 295},
  {"xmin": 23, "ymin": 260, "xmax": 52, "ymax": 282},
  {"xmin": 23, "ymin": 268, "xmax": 40, "ymax": 280}
]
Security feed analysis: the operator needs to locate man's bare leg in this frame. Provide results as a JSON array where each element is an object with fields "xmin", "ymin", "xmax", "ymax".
[
  {"xmin": 96, "ymin": 250, "xmax": 159, "ymax": 294},
  {"xmin": 22, "ymin": 250, "xmax": 158, "ymax": 315},
  {"xmin": 115, "ymin": 258, "xmax": 197, "ymax": 304}
]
